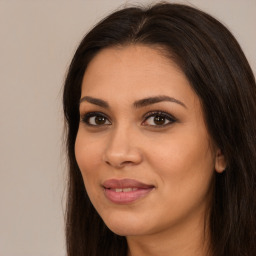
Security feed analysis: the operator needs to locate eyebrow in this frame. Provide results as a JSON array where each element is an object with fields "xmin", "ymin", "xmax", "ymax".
[
  {"xmin": 79, "ymin": 95, "xmax": 187, "ymax": 109},
  {"xmin": 79, "ymin": 96, "xmax": 109, "ymax": 108},
  {"xmin": 133, "ymin": 95, "xmax": 187, "ymax": 109}
]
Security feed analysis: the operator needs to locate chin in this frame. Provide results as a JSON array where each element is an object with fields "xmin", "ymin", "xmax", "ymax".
[
  {"xmin": 101, "ymin": 211, "xmax": 150, "ymax": 236},
  {"xmin": 106, "ymin": 223, "xmax": 145, "ymax": 237}
]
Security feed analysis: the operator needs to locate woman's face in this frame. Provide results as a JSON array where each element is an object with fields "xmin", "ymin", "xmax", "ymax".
[{"xmin": 75, "ymin": 45, "xmax": 224, "ymax": 238}]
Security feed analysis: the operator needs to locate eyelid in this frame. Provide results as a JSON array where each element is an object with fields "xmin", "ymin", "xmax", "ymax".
[
  {"xmin": 142, "ymin": 110, "xmax": 177, "ymax": 126},
  {"xmin": 80, "ymin": 111, "xmax": 112, "ymax": 126},
  {"xmin": 80, "ymin": 110, "xmax": 176, "ymax": 127}
]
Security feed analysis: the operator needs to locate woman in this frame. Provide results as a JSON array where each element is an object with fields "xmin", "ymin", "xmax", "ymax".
[{"xmin": 63, "ymin": 2, "xmax": 256, "ymax": 256}]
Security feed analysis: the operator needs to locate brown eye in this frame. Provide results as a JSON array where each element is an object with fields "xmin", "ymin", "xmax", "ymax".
[
  {"xmin": 142, "ymin": 112, "xmax": 176, "ymax": 127},
  {"xmin": 82, "ymin": 113, "xmax": 111, "ymax": 126},
  {"xmin": 153, "ymin": 115, "xmax": 166, "ymax": 125},
  {"xmin": 94, "ymin": 116, "xmax": 107, "ymax": 125}
]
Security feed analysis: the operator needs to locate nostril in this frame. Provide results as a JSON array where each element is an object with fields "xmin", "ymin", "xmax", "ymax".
[
  {"xmin": 105, "ymin": 161, "xmax": 111, "ymax": 166},
  {"xmin": 102, "ymin": 147, "xmax": 143, "ymax": 168},
  {"xmin": 121, "ymin": 161, "xmax": 134, "ymax": 166},
  {"xmin": 104, "ymin": 160, "xmax": 134, "ymax": 168}
]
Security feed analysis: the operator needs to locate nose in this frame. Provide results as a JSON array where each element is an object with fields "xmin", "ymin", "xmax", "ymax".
[{"xmin": 102, "ymin": 125, "xmax": 143, "ymax": 168}]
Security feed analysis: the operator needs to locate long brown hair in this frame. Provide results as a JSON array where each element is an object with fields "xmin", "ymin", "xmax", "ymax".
[{"xmin": 63, "ymin": 3, "xmax": 256, "ymax": 256}]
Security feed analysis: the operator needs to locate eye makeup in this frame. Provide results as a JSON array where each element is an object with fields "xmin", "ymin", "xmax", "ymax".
[
  {"xmin": 142, "ymin": 110, "xmax": 177, "ymax": 127},
  {"xmin": 81, "ymin": 111, "xmax": 111, "ymax": 126},
  {"xmin": 80, "ymin": 109, "xmax": 177, "ymax": 129}
]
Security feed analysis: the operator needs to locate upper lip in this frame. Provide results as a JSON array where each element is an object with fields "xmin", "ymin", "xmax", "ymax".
[{"xmin": 102, "ymin": 179, "xmax": 154, "ymax": 189}]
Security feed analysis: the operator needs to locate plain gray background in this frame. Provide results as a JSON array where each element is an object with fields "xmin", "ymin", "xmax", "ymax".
[{"xmin": 0, "ymin": 0, "xmax": 255, "ymax": 255}]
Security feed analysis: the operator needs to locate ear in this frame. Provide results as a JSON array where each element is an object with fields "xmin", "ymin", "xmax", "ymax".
[{"xmin": 215, "ymin": 149, "xmax": 227, "ymax": 173}]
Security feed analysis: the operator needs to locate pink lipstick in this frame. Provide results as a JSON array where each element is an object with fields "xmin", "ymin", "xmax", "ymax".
[{"xmin": 102, "ymin": 179, "xmax": 154, "ymax": 204}]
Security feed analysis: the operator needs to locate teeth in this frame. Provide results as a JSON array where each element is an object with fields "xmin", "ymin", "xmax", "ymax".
[
  {"xmin": 123, "ymin": 188, "xmax": 132, "ymax": 192},
  {"xmin": 112, "ymin": 188, "xmax": 138, "ymax": 192}
]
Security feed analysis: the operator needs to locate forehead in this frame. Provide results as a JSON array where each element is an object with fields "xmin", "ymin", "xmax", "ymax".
[{"xmin": 81, "ymin": 45, "xmax": 196, "ymax": 107}]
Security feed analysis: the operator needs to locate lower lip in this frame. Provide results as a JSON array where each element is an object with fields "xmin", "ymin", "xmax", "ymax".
[{"xmin": 104, "ymin": 188, "xmax": 154, "ymax": 204}]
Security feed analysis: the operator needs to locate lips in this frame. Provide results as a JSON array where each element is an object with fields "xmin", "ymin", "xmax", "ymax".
[{"xmin": 102, "ymin": 179, "xmax": 154, "ymax": 204}]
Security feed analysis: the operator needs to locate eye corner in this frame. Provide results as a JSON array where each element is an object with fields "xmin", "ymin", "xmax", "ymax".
[
  {"xmin": 80, "ymin": 111, "xmax": 111, "ymax": 127},
  {"xmin": 142, "ymin": 110, "xmax": 177, "ymax": 128}
]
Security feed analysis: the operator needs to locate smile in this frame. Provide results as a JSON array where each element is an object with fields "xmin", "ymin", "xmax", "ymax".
[
  {"xmin": 103, "ymin": 179, "xmax": 154, "ymax": 204},
  {"xmin": 110, "ymin": 188, "xmax": 138, "ymax": 192}
]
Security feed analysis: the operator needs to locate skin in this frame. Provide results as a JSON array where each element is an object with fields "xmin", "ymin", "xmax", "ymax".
[{"xmin": 75, "ymin": 45, "xmax": 226, "ymax": 256}]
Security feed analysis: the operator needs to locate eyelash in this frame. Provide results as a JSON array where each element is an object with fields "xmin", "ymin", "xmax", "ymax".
[
  {"xmin": 142, "ymin": 111, "xmax": 176, "ymax": 127},
  {"xmin": 81, "ymin": 112, "xmax": 111, "ymax": 127},
  {"xmin": 80, "ymin": 111, "xmax": 176, "ymax": 128}
]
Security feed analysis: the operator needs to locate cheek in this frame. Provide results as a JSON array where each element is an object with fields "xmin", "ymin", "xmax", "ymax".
[
  {"xmin": 74, "ymin": 131, "xmax": 103, "ymax": 181},
  {"xmin": 74, "ymin": 131, "xmax": 106, "ymax": 207},
  {"xmin": 146, "ymin": 133, "xmax": 215, "ymax": 221},
  {"xmin": 147, "ymin": 130, "xmax": 215, "ymax": 187}
]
